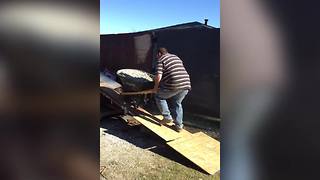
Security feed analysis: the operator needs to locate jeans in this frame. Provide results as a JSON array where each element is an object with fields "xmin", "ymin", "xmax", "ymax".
[{"xmin": 155, "ymin": 89, "xmax": 189, "ymax": 128}]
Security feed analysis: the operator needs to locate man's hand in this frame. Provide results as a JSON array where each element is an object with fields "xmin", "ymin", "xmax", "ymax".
[{"xmin": 152, "ymin": 87, "xmax": 158, "ymax": 93}]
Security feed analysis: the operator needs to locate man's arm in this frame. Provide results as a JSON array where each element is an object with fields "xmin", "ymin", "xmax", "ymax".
[
  {"xmin": 154, "ymin": 57, "xmax": 163, "ymax": 93},
  {"xmin": 153, "ymin": 74, "xmax": 162, "ymax": 92}
]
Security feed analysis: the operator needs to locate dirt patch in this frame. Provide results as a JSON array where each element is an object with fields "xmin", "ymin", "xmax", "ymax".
[{"xmin": 100, "ymin": 116, "xmax": 220, "ymax": 180}]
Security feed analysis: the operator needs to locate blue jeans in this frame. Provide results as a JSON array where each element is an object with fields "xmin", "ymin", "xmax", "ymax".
[{"xmin": 155, "ymin": 89, "xmax": 189, "ymax": 128}]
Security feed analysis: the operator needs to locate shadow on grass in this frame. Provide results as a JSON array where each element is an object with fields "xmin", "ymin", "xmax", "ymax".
[{"xmin": 100, "ymin": 116, "xmax": 208, "ymax": 174}]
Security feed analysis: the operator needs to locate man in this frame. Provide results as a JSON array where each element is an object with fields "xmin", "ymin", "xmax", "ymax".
[{"xmin": 153, "ymin": 47, "xmax": 191, "ymax": 132}]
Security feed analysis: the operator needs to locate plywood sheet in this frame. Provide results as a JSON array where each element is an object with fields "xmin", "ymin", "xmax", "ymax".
[
  {"xmin": 167, "ymin": 132, "xmax": 220, "ymax": 175},
  {"xmin": 133, "ymin": 115, "xmax": 192, "ymax": 142}
]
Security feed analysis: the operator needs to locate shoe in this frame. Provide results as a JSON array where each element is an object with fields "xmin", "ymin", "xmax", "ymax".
[
  {"xmin": 161, "ymin": 118, "xmax": 173, "ymax": 124},
  {"xmin": 174, "ymin": 125, "xmax": 183, "ymax": 132}
]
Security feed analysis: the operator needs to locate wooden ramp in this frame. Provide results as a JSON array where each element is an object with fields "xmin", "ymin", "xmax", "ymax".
[
  {"xmin": 132, "ymin": 115, "xmax": 220, "ymax": 175},
  {"xmin": 133, "ymin": 115, "xmax": 192, "ymax": 141},
  {"xmin": 167, "ymin": 132, "xmax": 220, "ymax": 175}
]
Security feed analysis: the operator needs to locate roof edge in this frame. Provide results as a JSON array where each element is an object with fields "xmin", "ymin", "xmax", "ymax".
[{"xmin": 101, "ymin": 21, "xmax": 219, "ymax": 36}]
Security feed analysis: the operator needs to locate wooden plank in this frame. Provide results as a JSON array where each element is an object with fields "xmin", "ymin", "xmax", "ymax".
[
  {"xmin": 167, "ymin": 132, "xmax": 220, "ymax": 175},
  {"xmin": 120, "ymin": 115, "xmax": 141, "ymax": 126},
  {"xmin": 100, "ymin": 73, "xmax": 122, "ymax": 90},
  {"xmin": 133, "ymin": 115, "xmax": 192, "ymax": 142}
]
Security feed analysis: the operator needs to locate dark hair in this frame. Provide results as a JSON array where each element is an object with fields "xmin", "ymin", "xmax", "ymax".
[{"xmin": 158, "ymin": 47, "xmax": 168, "ymax": 55}]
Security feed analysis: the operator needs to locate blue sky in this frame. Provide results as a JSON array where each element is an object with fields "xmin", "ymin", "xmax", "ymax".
[{"xmin": 100, "ymin": 0, "xmax": 220, "ymax": 34}]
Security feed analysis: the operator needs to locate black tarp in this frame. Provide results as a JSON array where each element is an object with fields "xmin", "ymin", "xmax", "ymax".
[{"xmin": 101, "ymin": 22, "xmax": 220, "ymax": 118}]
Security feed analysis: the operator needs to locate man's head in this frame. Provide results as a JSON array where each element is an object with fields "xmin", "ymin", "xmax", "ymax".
[{"xmin": 157, "ymin": 47, "xmax": 168, "ymax": 59}]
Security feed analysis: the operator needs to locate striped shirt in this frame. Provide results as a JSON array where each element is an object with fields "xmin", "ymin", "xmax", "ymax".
[{"xmin": 156, "ymin": 53, "xmax": 191, "ymax": 90}]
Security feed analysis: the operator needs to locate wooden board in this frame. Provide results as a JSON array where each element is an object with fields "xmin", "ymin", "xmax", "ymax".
[
  {"xmin": 133, "ymin": 115, "xmax": 192, "ymax": 142},
  {"xmin": 100, "ymin": 73, "xmax": 122, "ymax": 90},
  {"xmin": 167, "ymin": 132, "xmax": 220, "ymax": 175}
]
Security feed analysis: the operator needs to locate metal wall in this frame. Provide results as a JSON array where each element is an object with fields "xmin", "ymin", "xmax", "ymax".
[
  {"xmin": 155, "ymin": 28, "xmax": 220, "ymax": 117},
  {"xmin": 100, "ymin": 32, "xmax": 153, "ymax": 74}
]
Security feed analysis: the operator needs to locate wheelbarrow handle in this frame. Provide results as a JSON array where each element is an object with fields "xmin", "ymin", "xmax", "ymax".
[{"xmin": 120, "ymin": 89, "xmax": 155, "ymax": 96}]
